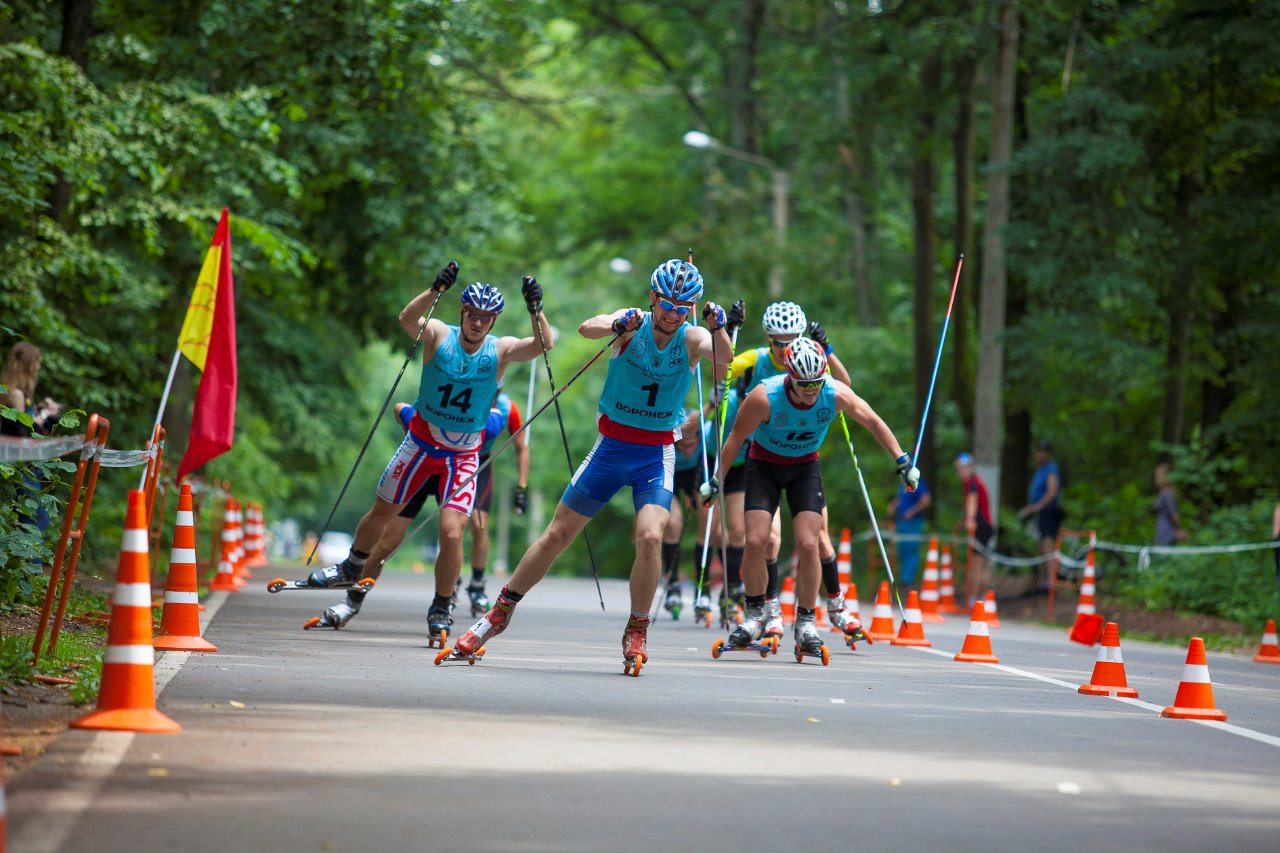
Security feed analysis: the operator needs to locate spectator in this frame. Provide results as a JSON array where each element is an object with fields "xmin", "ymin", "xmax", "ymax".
[
  {"xmin": 1020, "ymin": 438, "xmax": 1062, "ymax": 592},
  {"xmin": 2, "ymin": 341, "xmax": 63, "ymax": 539},
  {"xmin": 955, "ymin": 453, "xmax": 993, "ymax": 606},
  {"xmin": 1153, "ymin": 462, "xmax": 1187, "ymax": 547},
  {"xmin": 888, "ymin": 478, "xmax": 932, "ymax": 586}
]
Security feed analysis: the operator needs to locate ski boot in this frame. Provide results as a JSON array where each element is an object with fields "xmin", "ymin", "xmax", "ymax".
[
  {"xmin": 435, "ymin": 589, "xmax": 517, "ymax": 665},
  {"xmin": 793, "ymin": 614, "xmax": 831, "ymax": 666},
  {"xmin": 762, "ymin": 596, "xmax": 785, "ymax": 644},
  {"xmin": 622, "ymin": 615, "xmax": 650, "ymax": 677},
  {"xmin": 663, "ymin": 584, "xmax": 683, "ymax": 621},
  {"xmin": 693, "ymin": 593, "xmax": 713, "ymax": 628},
  {"xmin": 304, "ymin": 597, "xmax": 361, "ymax": 630},
  {"xmin": 426, "ymin": 599, "xmax": 454, "ymax": 650},
  {"xmin": 827, "ymin": 594, "xmax": 872, "ymax": 648},
  {"xmin": 713, "ymin": 601, "xmax": 778, "ymax": 659},
  {"xmin": 302, "ymin": 560, "xmax": 361, "ymax": 590},
  {"xmin": 467, "ymin": 581, "xmax": 490, "ymax": 618}
]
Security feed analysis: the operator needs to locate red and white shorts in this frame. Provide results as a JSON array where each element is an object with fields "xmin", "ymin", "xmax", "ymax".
[{"xmin": 377, "ymin": 433, "xmax": 480, "ymax": 517}]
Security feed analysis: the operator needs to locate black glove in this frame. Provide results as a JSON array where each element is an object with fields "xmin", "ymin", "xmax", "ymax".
[
  {"xmin": 698, "ymin": 477, "xmax": 721, "ymax": 507},
  {"xmin": 521, "ymin": 275, "xmax": 543, "ymax": 314},
  {"xmin": 513, "ymin": 485, "xmax": 528, "ymax": 515},
  {"xmin": 433, "ymin": 261, "xmax": 458, "ymax": 292},
  {"xmin": 611, "ymin": 308, "xmax": 641, "ymax": 335},
  {"xmin": 702, "ymin": 301, "xmax": 726, "ymax": 331},
  {"xmin": 726, "ymin": 299, "xmax": 746, "ymax": 335},
  {"xmin": 807, "ymin": 320, "xmax": 831, "ymax": 354}
]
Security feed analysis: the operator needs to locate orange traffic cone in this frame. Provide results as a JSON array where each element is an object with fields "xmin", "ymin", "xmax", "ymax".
[
  {"xmin": 1161, "ymin": 637, "xmax": 1226, "ymax": 721},
  {"xmin": 209, "ymin": 504, "xmax": 241, "ymax": 592},
  {"xmin": 919, "ymin": 538, "xmax": 945, "ymax": 624},
  {"xmin": 71, "ymin": 491, "xmax": 180, "ymax": 734},
  {"xmin": 867, "ymin": 581, "xmax": 896, "ymax": 641},
  {"xmin": 779, "ymin": 576, "xmax": 796, "ymax": 625},
  {"xmin": 954, "ymin": 602, "xmax": 1000, "ymax": 664},
  {"xmin": 939, "ymin": 544, "xmax": 963, "ymax": 614},
  {"xmin": 1253, "ymin": 619, "xmax": 1280, "ymax": 664},
  {"xmin": 155, "ymin": 484, "xmax": 217, "ymax": 653},
  {"xmin": 815, "ymin": 604, "xmax": 831, "ymax": 630},
  {"xmin": 1077, "ymin": 549, "xmax": 1097, "ymax": 616},
  {"xmin": 1078, "ymin": 622, "xmax": 1138, "ymax": 697},
  {"xmin": 984, "ymin": 589, "xmax": 1001, "ymax": 628},
  {"xmin": 891, "ymin": 590, "xmax": 932, "ymax": 647},
  {"xmin": 230, "ymin": 500, "xmax": 251, "ymax": 580},
  {"xmin": 247, "ymin": 502, "xmax": 267, "ymax": 566},
  {"xmin": 836, "ymin": 527, "xmax": 852, "ymax": 589}
]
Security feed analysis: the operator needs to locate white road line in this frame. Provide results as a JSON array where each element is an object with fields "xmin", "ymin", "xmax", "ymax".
[
  {"xmin": 909, "ymin": 645, "xmax": 1280, "ymax": 749},
  {"xmin": 9, "ymin": 590, "xmax": 231, "ymax": 851}
]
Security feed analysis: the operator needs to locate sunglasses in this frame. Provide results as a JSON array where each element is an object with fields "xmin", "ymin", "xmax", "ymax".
[
  {"xmin": 656, "ymin": 297, "xmax": 694, "ymax": 316},
  {"xmin": 792, "ymin": 377, "xmax": 825, "ymax": 390},
  {"xmin": 770, "ymin": 337, "xmax": 798, "ymax": 349}
]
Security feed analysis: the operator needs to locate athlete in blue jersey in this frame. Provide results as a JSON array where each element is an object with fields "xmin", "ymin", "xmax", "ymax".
[
  {"xmin": 708, "ymin": 338, "xmax": 919, "ymax": 660},
  {"xmin": 303, "ymin": 264, "xmax": 551, "ymax": 638},
  {"xmin": 450, "ymin": 258, "xmax": 732, "ymax": 672}
]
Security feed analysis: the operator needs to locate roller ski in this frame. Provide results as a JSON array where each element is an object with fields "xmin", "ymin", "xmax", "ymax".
[
  {"xmin": 693, "ymin": 592, "xmax": 713, "ymax": 628},
  {"xmin": 303, "ymin": 598, "xmax": 361, "ymax": 631},
  {"xmin": 426, "ymin": 599, "xmax": 453, "ymax": 650},
  {"xmin": 267, "ymin": 560, "xmax": 374, "ymax": 593},
  {"xmin": 713, "ymin": 601, "xmax": 777, "ymax": 659},
  {"xmin": 662, "ymin": 584, "xmax": 683, "ymax": 621},
  {"xmin": 792, "ymin": 614, "xmax": 831, "ymax": 666},
  {"xmin": 827, "ymin": 594, "xmax": 872, "ymax": 649},
  {"xmin": 762, "ymin": 596, "xmax": 785, "ymax": 642},
  {"xmin": 622, "ymin": 614, "xmax": 650, "ymax": 677},
  {"xmin": 467, "ymin": 581, "xmax": 490, "ymax": 618},
  {"xmin": 434, "ymin": 588, "xmax": 517, "ymax": 666}
]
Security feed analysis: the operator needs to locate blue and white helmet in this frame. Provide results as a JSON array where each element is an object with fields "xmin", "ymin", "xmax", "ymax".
[
  {"xmin": 762, "ymin": 301, "xmax": 806, "ymax": 336},
  {"xmin": 460, "ymin": 282, "xmax": 504, "ymax": 314},
  {"xmin": 650, "ymin": 259, "xmax": 704, "ymax": 302},
  {"xmin": 783, "ymin": 338, "xmax": 828, "ymax": 382}
]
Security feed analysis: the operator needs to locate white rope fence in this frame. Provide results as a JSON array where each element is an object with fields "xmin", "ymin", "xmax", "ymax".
[{"xmin": 0, "ymin": 435, "xmax": 159, "ymax": 468}]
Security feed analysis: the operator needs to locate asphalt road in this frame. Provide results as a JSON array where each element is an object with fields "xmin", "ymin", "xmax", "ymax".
[{"xmin": 9, "ymin": 569, "xmax": 1280, "ymax": 853}]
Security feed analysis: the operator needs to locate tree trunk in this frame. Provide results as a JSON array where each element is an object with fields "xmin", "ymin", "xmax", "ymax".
[
  {"xmin": 973, "ymin": 0, "xmax": 1019, "ymax": 516},
  {"xmin": 835, "ymin": 57, "xmax": 875, "ymax": 326},
  {"xmin": 48, "ymin": 0, "xmax": 94, "ymax": 222},
  {"xmin": 911, "ymin": 55, "xmax": 942, "ymax": 489},
  {"xmin": 1200, "ymin": 283, "xmax": 1236, "ymax": 435},
  {"xmin": 1161, "ymin": 172, "xmax": 1197, "ymax": 446},
  {"xmin": 951, "ymin": 51, "xmax": 978, "ymax": 444},
  {"xmin": 728, "ymin": 0, "xmax": 766, "ymax": 157}
]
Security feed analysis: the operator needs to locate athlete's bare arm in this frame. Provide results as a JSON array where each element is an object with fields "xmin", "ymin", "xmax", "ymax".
[
  {"xmin": 827, "ymin": 352, "xmax": 852, "ymax": 385},
  {"xmin": 832, "ymin": 380, "xmax": 906, "ymax": 460},
  {"xmin": 715, "ymin": 384, "xmax": 770, "ymax": 482},
  {"xmin": 684, "ymin": 324, "xmax": 733, "ymax": 382},
  {"xmin": 579, "ymin": 308, "xmax": 642, "ymax": 342},
  {"xmin": 495, "ymin": 308, "xmax": 554, "ymax": 369}
]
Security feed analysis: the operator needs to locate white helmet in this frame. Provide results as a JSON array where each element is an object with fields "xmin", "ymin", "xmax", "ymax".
[
  {"xmin": 783, "ymin": 338, "xmax": 828, "ymax": 382},
  {"xmin": 761, "ymin": 301, "xmax": 806, "ymax": 336}
]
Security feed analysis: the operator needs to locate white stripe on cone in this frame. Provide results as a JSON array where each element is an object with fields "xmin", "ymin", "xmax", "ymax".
[
  {"xmin": 113, "ymin": 583, "xmax": 153, "ymax": 607},
  {"xmin": 170, "ymin": 548, "xmax": 197, "ymax": 564},
  {"xmin": 121, "ymin": 529, "xmax": 148, "ymax": 553},
  {"xmin": 1262, "ymin": 632, "xmax": 1277, "ymax": 644},
  {"xmin": 1180, "ymin": 663, "xmax": 1212, "ymax": 684},
  {"xmin": 1078, "ymin": 604, "xmax": 1097, "ymax": 615},
  {"xmin": 1098, "ymin": 645, "xmax": 1123, "ymax": 663},
  {"xmin": 164, "ymin": 591, "xmax": 200, "ymax": 605},
  {"xmin": 905, "ymin": 608, "xmax": 922, "ymax": 622},
  {"xmin": 104, "ymin": 645, "xmax": 156, "ymax": 665},
  {"xmin": 967, "ymin": 620, "xmax": 990, "ymax": 637}
]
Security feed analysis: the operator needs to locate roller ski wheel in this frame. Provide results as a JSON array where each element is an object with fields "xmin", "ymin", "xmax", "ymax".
[
  {"xmin": 434, "ymin": 645, "xmax": 486, "ymax": 666},
  {"xmin": 267, "ymin": 577, "xmax": 374, "ymax": 594},
  {"xmin": 845, "ymin": 626, "xmax": 873, "ymax": 650},
  {"xmin": 793, "ymin": 644, "xmax": 831, "ymax": 666},
  {"xmin": 426, "ymin": 628, "xmax": 449, "ymax": 650},
  {"xmin": 303, "ymin": 616, "xmax": 323, "ymax": 630},
  {"xmin": 623, "ymin": 656, "xmax": 644, "ymax": 677},
  {"xmin": 711, "ymin": 636, "xmax": 778, "ymax": 660}
]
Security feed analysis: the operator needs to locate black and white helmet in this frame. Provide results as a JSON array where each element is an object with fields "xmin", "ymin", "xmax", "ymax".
[
  {"xmin": 783, "ymin": 338, "xmax": 828, "ymax": 382},
  {"xmin": 761, "ymin": 301, "xmax": 806, "ymax": 336}
]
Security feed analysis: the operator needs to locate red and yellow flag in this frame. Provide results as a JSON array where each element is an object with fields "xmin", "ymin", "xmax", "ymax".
[{"xmin": 177, "ymin": 209, "xmax": 237, "ymax": 480}]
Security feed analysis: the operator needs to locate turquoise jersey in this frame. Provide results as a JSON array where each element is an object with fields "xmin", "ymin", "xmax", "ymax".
[
  {"xmin": 675, "ymin": 412, "xmax": 702, "ymax": 473},
  {"xmin": 705, "ymin": 386, "xmax": 747, "ymax": 466},
  {"xmin": 599, "ymin": 314, "xmax": 692, "ymax": 433},
  {"xmin": 752, "ymin": 374, "xmax": 838, "ymax": 458},
  {"xmin": 743, "ymin": 346, "xmax": 786, "ymax": 393},
  {"xmin": 414, "ymin": 326, "xmax": 499, "ymax": 433}
]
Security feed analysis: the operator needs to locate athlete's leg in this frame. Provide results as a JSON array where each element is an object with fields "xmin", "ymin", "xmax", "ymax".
[
  {"xmin": 364, "ymin": 515, "xmax": 413, "ymax": 580},
  {"xmin": 435, "ymin": 507, "xmax": 470, "ymax": 598},
  {"xmin": 469, "ymin": 508, "xmax": 490, "ymax": 577},
  {"xmin": 633, "ymin": 503, "xmax": 671, "ymax": 614},
  {"xmin": 792, "ymin": 510, "xmax": 825, "ymax": 610},
  {"xmin": 508, "ymin": 501, "xmax": 594, "ymax": 594},
  {"xmin": 742, "ymin": 509, "xmax": 774, "ymax": 597}
]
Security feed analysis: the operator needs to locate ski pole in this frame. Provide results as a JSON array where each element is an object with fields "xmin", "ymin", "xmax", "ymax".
[
  {"xmin": 695, "ymin": 324, "xmax": 739, "ymax": 606},
  {"xmin": 525, "ymin": 276, "xmax": 606, "ymax": 612},
  {"xmin": 307, "ymin": 261, "xmax": 457, "ymax": 566},
  {"xmin": 910, "ymin": 254, "xmax": 965, "ymax": 471},
  {"xmin": 387, "ymin": 330, "xmax": 622, "ymax": 561},
  {"xmin": 838, "ymin": 411, "xmax": 908, "ymax": 622}
]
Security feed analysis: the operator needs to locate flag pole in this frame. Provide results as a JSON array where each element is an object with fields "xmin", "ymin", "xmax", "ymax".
[{"xmin": 140, "ymin": 349, "xmax": 183, "ymax": 488}]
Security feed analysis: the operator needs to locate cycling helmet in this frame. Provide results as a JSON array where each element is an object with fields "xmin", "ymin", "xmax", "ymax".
[
  {"xmin": 650, "ymin": 259, "xmax": 704, "ymax": 302},
  {"xmin": 761, "ymin": 301, "xmax": 807, "ymax": 336},
  {"xmin": 460, "ymin": 283, "xmax": 505, "ymax": 314},
  {"xmin": 783, "ymin": 338, "xmax": 828, "ymax": 382}
]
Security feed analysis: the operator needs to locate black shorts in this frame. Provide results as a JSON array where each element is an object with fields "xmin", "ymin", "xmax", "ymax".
[
  {"xmin": 475, "ymin": 454, "xmax": 494, "ymax": 513},
  {"xmin": 1036, "ymin": 505, "xmax": 1063, "ymax": 541},
  {"xmin": 973, "ymin": 516, "xmax": 994, "ymax": 549},
  {"xmin": 724, "ymin": 462, "xmax": 746, "ymax": 496},
  {"xmin": 673, "ymin": 466, "xmax": 700, "ymax": 503},
  {"xmin": 743, "ymin": 457, "xmax": 826, "ymax": 517},
  {"xmin": 399, "ymin": 474, "xmax": 442, "ymax": 519}
]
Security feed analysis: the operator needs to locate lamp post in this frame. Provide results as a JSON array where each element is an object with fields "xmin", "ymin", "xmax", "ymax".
[{"xmin": 683, "ymin": 130, "xmax": 789, "ymax": 296}]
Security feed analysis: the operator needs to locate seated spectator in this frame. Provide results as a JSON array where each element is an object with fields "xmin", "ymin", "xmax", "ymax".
[{"xmin": 2, "ymin": 341, "xmax": 63, "ymax": 536}]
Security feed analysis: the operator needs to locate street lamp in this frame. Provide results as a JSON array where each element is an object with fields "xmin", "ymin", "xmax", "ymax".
[{"xmin": 683, "ymin": 131, "xmax": 789, "ymax": 296}]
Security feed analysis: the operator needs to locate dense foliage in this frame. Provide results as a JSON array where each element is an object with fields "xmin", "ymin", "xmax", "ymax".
[{"xmin": 3, "ymin": 1, "xmax": 1277, "ymax": 622}]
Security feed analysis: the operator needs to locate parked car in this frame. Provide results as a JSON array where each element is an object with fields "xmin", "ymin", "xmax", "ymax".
[{"xmin": 315, "ymin": 531, "xmax": 354, "ymax": 567}]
